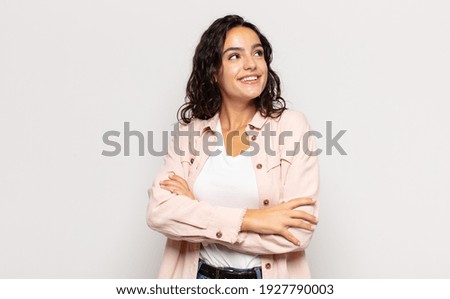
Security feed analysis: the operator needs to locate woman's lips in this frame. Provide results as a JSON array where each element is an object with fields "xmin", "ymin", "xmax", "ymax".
[{"xmin": 239, "ymin": 75, "xmax": 260, "ymax": 84}]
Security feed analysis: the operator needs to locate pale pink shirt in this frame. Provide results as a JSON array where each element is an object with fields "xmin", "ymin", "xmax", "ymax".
[{"xmin": 147, "ymin": 109, "xmax": 320, "ymax": 279}]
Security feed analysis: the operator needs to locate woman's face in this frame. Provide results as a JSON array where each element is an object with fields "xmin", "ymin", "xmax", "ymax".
[{"xmin": 215, "ymin": 26, "xmax": 268, "ymax": 104}]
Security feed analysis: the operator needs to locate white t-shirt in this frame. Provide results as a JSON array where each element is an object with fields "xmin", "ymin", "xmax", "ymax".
[{"xmin": 193, "ymin": 120, "xmax": 261, "ymax": 269}]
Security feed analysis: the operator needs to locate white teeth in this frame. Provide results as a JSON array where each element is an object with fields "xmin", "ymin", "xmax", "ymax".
[{"xmin": 241, "ymin": 76, "xmax": 258, "ymax": 81}]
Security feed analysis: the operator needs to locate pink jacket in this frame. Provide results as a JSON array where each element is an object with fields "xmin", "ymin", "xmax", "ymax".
[{"xmin": 147, "ymin": 109, "xmax": 320, "ymax": 278}]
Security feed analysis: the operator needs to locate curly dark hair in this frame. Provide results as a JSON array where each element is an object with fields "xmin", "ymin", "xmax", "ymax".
[{"xmin": 177, "ymin": 15, "xmax": 286, "ymax": 124}]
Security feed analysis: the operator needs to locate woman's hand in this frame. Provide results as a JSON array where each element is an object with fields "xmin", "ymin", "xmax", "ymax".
[
  {"xmin": 160, "ymin": 174, "xmax": 316, "ymax": 245},
  {"xmin": 241, "ymin": 198, "xmax": 318, "ymax": 246},
  {"xmin": 159, "ymin": 172, "xmax": 196, "ymax": 200}
]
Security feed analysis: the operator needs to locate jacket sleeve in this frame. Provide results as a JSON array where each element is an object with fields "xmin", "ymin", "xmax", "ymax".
[
  {"xmin": 146, "ymin": 123, "xmax": 247, "ymax": 245},
  {"xmin": 214, "ymin": 112, "xmax": 320, "ymax": 255}
]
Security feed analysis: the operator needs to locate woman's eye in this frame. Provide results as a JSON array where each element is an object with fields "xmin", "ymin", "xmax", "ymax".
[
  {"xmin": 229, "ymin": 53, "xmax": 239, "ymax": 60},
  {"xmin": 255, "ymin": 50, "xmax": 264, "ymax": 56}
]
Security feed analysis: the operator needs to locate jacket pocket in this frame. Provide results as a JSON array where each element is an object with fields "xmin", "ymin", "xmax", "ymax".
[
  {"xmin": 266, "ymin": 151, "xmax": 281, "ymax": 172},
  {"xmin": 180, "ymin": 154, "xmax": 195, "ymax": 179}
]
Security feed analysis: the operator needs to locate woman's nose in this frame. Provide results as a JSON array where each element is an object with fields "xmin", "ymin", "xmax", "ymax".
[{"xmin": 243, "ymin": 54, "xmax": 256, "ymax": 70}]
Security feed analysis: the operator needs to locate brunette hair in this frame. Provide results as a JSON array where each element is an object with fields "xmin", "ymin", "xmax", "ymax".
[{"xmin": 177, "ymin": 15, "xmax": 286, "ymax": 124}]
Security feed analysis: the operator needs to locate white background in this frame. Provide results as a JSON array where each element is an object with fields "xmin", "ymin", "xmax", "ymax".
[{"xmin": 1, "ymin": 0, "xmax": 449, "ymax": 278}]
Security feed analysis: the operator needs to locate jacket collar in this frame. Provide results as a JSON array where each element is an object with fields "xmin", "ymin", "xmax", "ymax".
[{"xmin": 200, "ymin": 110, "xmax": 269, "ymax": 134}]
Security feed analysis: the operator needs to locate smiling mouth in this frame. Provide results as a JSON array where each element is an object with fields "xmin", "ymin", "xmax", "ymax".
[{"xmin": 239, "ymin": 75, "xmax": 260, "ymax": 84}]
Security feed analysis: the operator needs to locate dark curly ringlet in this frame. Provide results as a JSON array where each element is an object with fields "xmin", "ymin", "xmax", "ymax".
[{"xmin": 177, "ymin": 15, "xmax": 286, "ymax": 124}]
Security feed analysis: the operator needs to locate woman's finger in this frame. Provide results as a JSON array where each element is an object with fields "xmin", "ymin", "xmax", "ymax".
[
  {"xmin": 280, "ymin": 229, "xmax": 300, "ymax": 246},
  {"xmin": 285, "ymin": 218, "xmax": 316, "ymax": 231},
  {"xmin": 160, "ymin": 184, "xmax": 188, "ymax": 196},
  {"xmin": 168, "ymin": 173, "xmax": 190, "ymax": 189},
  {"xmin": 160, "ymin": 180, "xmax": 184, "ymax": 189},
  {"xmin": 159, "ymin": 180, "xmax": 186, "ymax": 193},
  {"xmin": 160, "ymin": 179, "xmax": 195, "ymax": 199},
  {"xmin": 287, "ymin": 210, "xmax": 318, "ymax": 224},
  {"xmin": 159, "ymin": 184, "xmax": 177, "ymax": 193},
  {"xmin": 284, "ymin": 198, "xmax": 315, "ymax": 210}
]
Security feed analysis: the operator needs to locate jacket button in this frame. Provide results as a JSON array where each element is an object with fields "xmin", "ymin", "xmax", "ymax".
[
  {"xmin": 216, "ymin": 231, "xmax": 223, "ymax": 238},
  {"xmin": 263, "ymin": 199, "xmax": 270, "ymax": 206},
  {"xmin": 190, "ymin": 158, "xmax": 195, "ymax": 164},
  {"xmin": 251, "ymin": 135, "xmax": 257, "ymax": 141},
  {"xmin": 265, "ymin": 263, "xmax": 271, "ymax": 270},
  {"xmin": 249, "ymin": 124, "xmax": 255, "ymax": 130},
  {"xmin": 256, "ymin": 163, "xmax": 262, "ymax": 169}
]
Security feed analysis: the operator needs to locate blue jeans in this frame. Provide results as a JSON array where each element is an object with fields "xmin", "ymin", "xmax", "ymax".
[{"xmin": 196, "ymin": 259, "xmax": 263, "ymax": 279}]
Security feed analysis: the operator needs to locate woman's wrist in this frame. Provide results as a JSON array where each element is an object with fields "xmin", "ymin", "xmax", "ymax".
[{"xmin": 241, "ymin": 209, "xmax": 259, "ymax": 232}]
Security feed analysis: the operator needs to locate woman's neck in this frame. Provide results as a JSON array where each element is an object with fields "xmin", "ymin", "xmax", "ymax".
[{"xmin": 219, "ymin": 102, "xmax": 257, "ymax": 131}]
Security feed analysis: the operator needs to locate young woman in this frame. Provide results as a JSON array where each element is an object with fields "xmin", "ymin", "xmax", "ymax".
[{"xmin": 147, "ymin": 15, "xmax": 319, "ymax": 279}]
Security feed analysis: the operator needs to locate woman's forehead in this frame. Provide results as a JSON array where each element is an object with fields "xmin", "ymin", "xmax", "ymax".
[{"xmin": 223, "ymin": 27, "xmax": 261, "ymax": 48}]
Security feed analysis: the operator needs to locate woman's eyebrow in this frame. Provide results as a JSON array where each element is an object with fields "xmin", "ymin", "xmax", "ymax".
[{"xmin": 222, "ymin": 43, "xmax": 263, "ymax": 55}]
